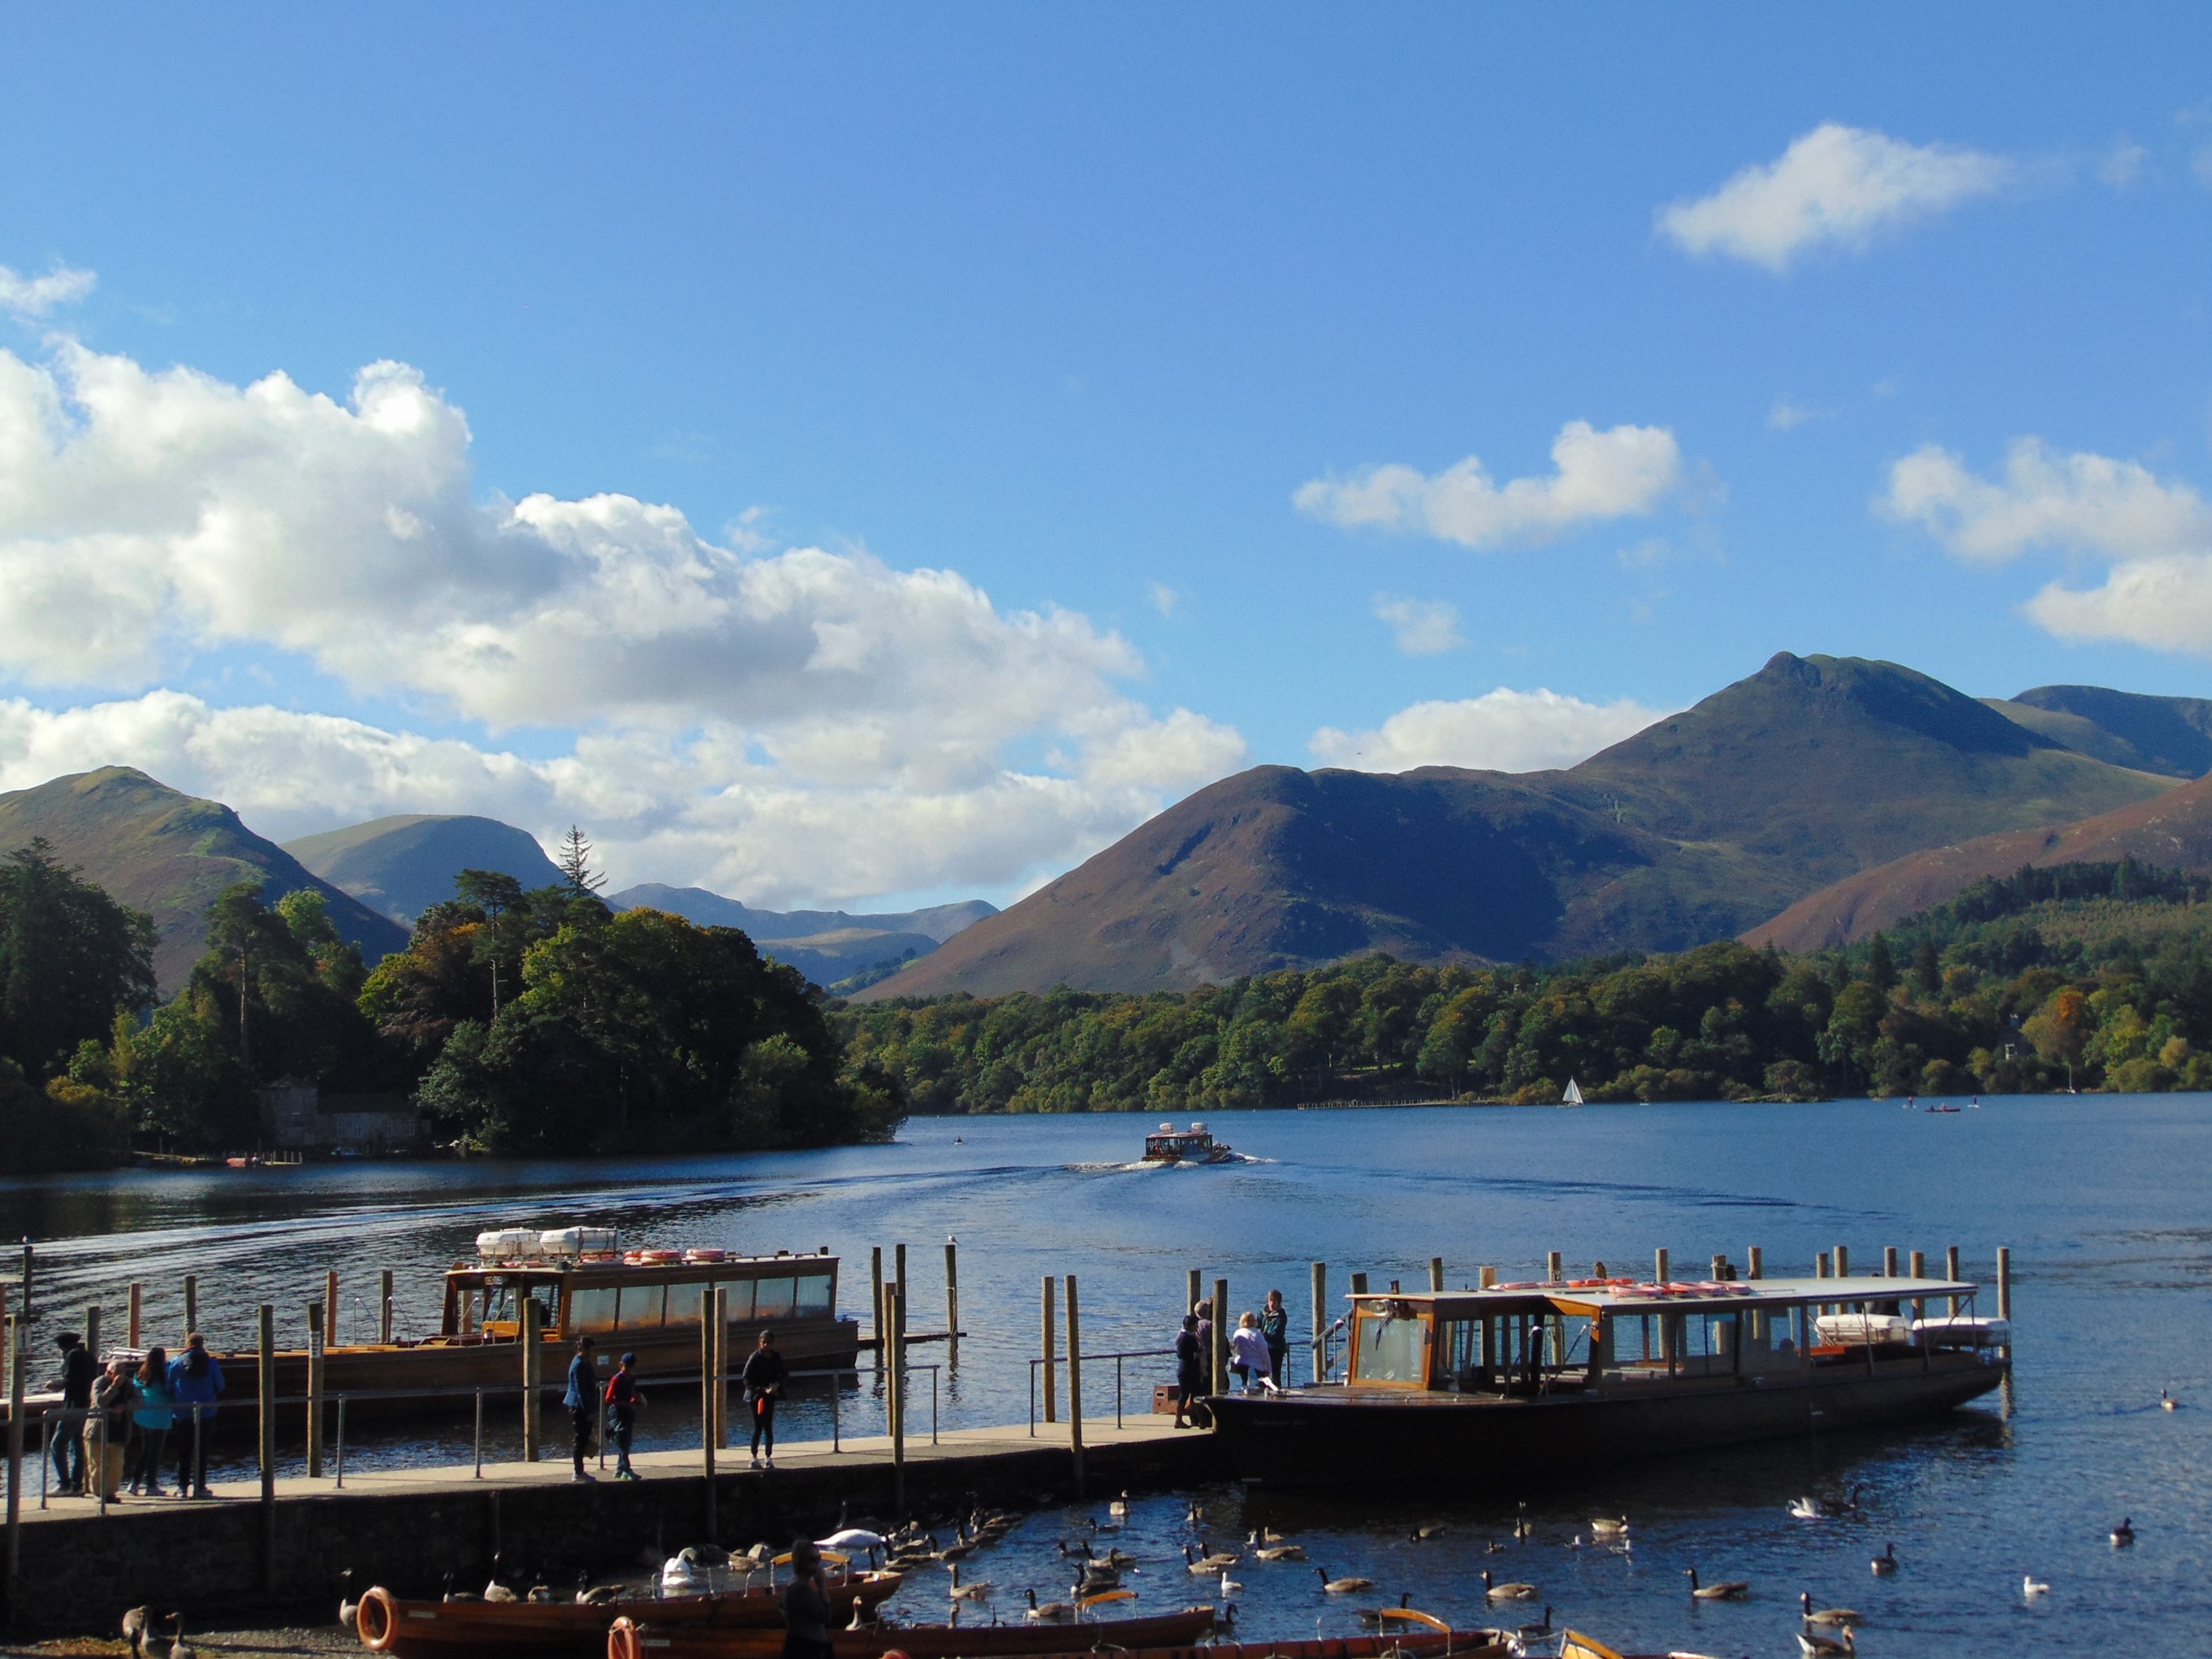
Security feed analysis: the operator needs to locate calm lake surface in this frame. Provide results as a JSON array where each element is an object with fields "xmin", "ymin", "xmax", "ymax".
[{"xmin": 3, "ymin": 1096, "xmax": 2205, "ymax": 1656}]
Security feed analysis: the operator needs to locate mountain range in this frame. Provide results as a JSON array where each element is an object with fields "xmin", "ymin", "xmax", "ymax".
[
  {"xmin": 860, "ymin": 653, "xmax": 2196, "ymax": 999},
  {"xmin": 0, "ymin": 767, "xmax": 408, "ymax": 992},
  {"xmin": 603, "ymin": 884, "xmax": 997, "ymax": 987}
]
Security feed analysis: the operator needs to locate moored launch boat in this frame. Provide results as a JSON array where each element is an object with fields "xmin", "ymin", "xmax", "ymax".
[
  {"xmin": 356, "ymin": 1572, "xmax": 904, "ymax": 1659},
  {"xmin": 1208, "ymin": 1270, "xmax": 2010, "ymax": 1488},
  {"xmin": 607, "ymin": 1614, "xmax": 1512, "ymax": 1659}
]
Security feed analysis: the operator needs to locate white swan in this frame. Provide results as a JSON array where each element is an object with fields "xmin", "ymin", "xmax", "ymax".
[{"xmin": 1786, "ymin": 1497, "xmax": 1825, "ymax": 1519}]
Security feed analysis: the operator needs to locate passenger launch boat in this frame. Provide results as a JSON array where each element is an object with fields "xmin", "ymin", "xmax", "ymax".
[
  {"xmin": 1142, "ymin": 1123, "xmax": 1236, "ymax": 1164},
  {"xmin": 1208, "ymin": 1270, "xmax": 2010, "ymax": 1487},
  {"xmin": 606, "ymin": 1608, "xmax": 1234, "ymax": 1659},
  {"xmin": 210, "ymin": 1227, "xmax": 860, "ymax": 1418}
]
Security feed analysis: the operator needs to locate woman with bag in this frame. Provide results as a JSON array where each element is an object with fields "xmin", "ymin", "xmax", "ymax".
[
  {"xmin": 84, "ymin": 1358, "xmax": 138, "ymax": 1501},
  {"xmin": 130, "ymin": 1347, "xmax": 174, "ymax": 1497}
]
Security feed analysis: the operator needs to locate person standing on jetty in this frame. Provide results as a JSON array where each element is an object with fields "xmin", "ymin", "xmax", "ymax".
[
  {"xmin": 564, "ymin": 1334, "xmax": 598, "ymax": 1481},
  {"xmin": 46, "ymin": 1332, "xmax": 93, "ymax": 1495},
  {"xmin": 166, "ymin": 1335, "xmax": 223, "ymax": 1498},
  {"xmin": 1173, "ymin": 1314, "xmax": 1203, "ymax": 1428},
  {"xmin": 130, "ymin": 1346, "xmax": 174, "ymax": 1497},
  {"xmin": 742, "ymin": 1328, "xmax": 787, "ymax": 1468},
  {"xmin": 1229, "ymin": 1311, "xmax": 1275, "ymax": 1393},
  {"xmin": 85, "ymin": 1355, "xmax": 137, "ymax": 1500},
  {"xmin": 1259, "ymin": 1290, "xmax": 1290, "ymax": 1386},
  {"xmin": 605, "ymin": 1350, "xmax": 644, "ymax": 1480},
  {"xmin": 781, "ymin": 1539, "xmax": 833, "ymax": 1659}
]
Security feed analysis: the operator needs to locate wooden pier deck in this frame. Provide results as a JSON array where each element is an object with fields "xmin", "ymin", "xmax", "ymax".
[{"xmin": 1, "ymin": 1415, "xmax": 1223, "ymax": 1633}]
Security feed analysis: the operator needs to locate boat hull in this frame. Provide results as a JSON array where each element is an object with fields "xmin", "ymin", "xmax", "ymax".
[
  {"xmin": 607, "ymin": 1614, "xmax": 1505, "ymax": 1659},
  {"xmin": 1208, "ymin": 1354, "xmax": 2008, "ymax": 1487},
  {"xmin": 358, "ymin": 1575, "xmax": 902, "ymax": 1659}
]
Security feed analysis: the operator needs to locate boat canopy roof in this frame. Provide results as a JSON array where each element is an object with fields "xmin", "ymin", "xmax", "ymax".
[
  {"xmin": 1350, "ymin": 1276, "xmax": 1977, "ymax": 1317},
  {"xmin": 447, "ymin": 1251, "xmax": 836, "ymax": 1282}
]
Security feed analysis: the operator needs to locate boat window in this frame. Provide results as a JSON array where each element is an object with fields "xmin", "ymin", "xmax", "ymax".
[
  {"xmin": 663, "ymin": 1283, "xmax": 713, "ymax": 1325},
  {"xmin": 482, "ymin": 1285, "xmax": 516, "ymax": 1324},
  {"xmin": 1354, "ymin": 1307, "xmax": 1430, "ymax": 1385},
  {"xmin": 793, "ymin": 1272, "xmax": 834, "ymax": 1317},
  {"xmin": 568, "ymin": 1287, "xmax": 619, "ymax": 1334},
  {"xmin": 715, "ymin": 1277, "xmax": 754, "ymax": 1321},
  {"xmin": 754, "ymin": 1276, "xmax": 797, "ymax": 1321},
  {"xmin": 526, "ymin": 1283, "xmax": 559, "ymax": 1328},
  {"xmin": 618, "ymin": 1285, "xmax": 664, "ymax": 1329}
]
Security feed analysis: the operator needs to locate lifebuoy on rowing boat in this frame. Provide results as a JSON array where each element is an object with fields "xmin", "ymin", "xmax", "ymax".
[
  {"xmin": 684, "ymin": 1248, "xmax": 728, "ymax": 1264},
  {"xmin": 638, "ymin": 1250, "xmax": 683, "ymax": 1264},
  {"xmin": 356, "ymin": 1586, "xmax": 399, "ymax": 1650}
]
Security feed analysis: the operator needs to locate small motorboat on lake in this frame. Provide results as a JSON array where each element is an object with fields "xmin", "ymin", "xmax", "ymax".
[
  {"xmin": 607, "ymin": 1613, "xmax": 1510, "ymax": 1659},
  {"xmin": 1142, "ymin": 1123, "xmax": 1236, "ymax": 1164},
  {"xmin": 1208, "ymin": 1268, "xmax": 2010, "ymax": 1488},
  {"xmin": 357, "ymin": 1570, "xmax": 903, "ymax": 1659}
]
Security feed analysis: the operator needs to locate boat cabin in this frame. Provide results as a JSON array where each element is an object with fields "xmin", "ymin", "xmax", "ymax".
[
  {"xmin": 1342, "ymin": 1276, "xmax": 2004, "ymax": 1396},
  {"xmin": 1143, "ymin": 1122, "xmax": 1231, "ymax": 1162},
  {"xmin": 443, "ymin": 1242, "xmax": 840, "ymax": 1342}
]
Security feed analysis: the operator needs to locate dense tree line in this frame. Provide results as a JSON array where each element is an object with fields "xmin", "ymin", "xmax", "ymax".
[
  {"xmin": 833, "ymin": 860, "xmax": 2212, "ymax": 1111},
  {"xmin": 0, "ymin": 842, "xmax": 904, "ymax": 1164}
]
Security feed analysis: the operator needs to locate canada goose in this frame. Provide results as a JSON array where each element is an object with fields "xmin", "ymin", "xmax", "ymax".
[
  {"xmin": 2022, "ymin": 1575, "xmax": 2050, "ymax": 1596},
  {"xmin": 1258, "ymin": 1527, "xmax": 1287, "ymax": 1545},
  {"xmin": 1255, "ymin": 1543, "xmax": 1307, "ymax": 1562},
  {"xmin": 165, "ymin": 1614, "xmax": 195, "ymax": 1659},
  {"xmin": 1480, "ymin": 1570, "xmax": 1537, "ymax": 1601},
  {"xmin": 1409, "ymin": 1523, "xmax": 1445, "ymax": 1542},
  {"xmin": 2162, "ymin": 1390, "xmax": 2179, "ymax": 1411},
  {"xmin": 1589, "ymin": 1516, "xmax": 1629, "ymax": 1537},
  {"xmin": 1104, "ymin": 1548, "xmax": 1138, "ymax": 1570},
  {"xmin": 1186, "ymin": 1544, "xmax": 1239, "ymax": 1575},
  {"xmin": 2111, "ymin": 1518, "xmax": 2136, "ymax": 1547},
  {"xmin": 440, "ymin": 1571, "xmax": 478, "ymax": 1605},
  {"xmin": 526, "ymin": 1587, "xmax": 556, "ymax": 1605},
  {"xmin": 338, "ymin": 1570, "xmax": 362, "ymax": 1630},
  {"xmin": 1317, "ymin": 1568, "xmax": 1375, "ymax": 1594},
  {"xmin": 577, "ymin": 1584, "xmax": 624, "ymax": 1605},
  {"xmin": 1796, "ymin": 1627, "xmax": 1854, "ymax": 1658},
  {"xmin": 1515, "ymin": 1606, "xmax": 1553, "ymax": 1639},
  {"xmin": 1024, "ymin": 1589, "xmax": 1076, "ymax": 1623},
  {"xmin": 1786, "ymin": 1497, "xmax": 1825, "ymax": 1519},
  {"xmin": 1220, "ymin": 1570, "xmax": 1242, "ymax": 1597},
  {"xmin": 1799, "ymin": 1592, "xmax": 1861, "ymax": 1627},
  {"xmin": 948, "ymin": 1564, "xmax": 992, "ymax": 1601},
  {"xmin": 1684, "ymin": 1567, "xmax": 1748, "ymax": 1601},
  {"xmin": 1869, "ymin": 1542, "xmax": 1898, "ymax": 1575},
  {"xmin": 1355, "ymin": 1595, "xmax": 1413, "ymax": 1627},
  {"xmin": 123, "ymin": 1609, "xmax": 159, "ymax": 1659},
  {"xmin": 483, "ymin": 1584, "xmax": 519, "ymax": 1605},
  {"xmin": 1184, "ymin": 1502, "xmax": 1205, "ymax": 1527},
  {"xmin": 1108, "ymin": 1492, "xmax": 1130, "ymax": 1519}
]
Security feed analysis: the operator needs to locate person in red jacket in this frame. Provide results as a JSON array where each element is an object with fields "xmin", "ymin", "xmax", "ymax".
[{"xmin": 604, "ymin": 1352, "xmax": 644, "ymax": 1480}]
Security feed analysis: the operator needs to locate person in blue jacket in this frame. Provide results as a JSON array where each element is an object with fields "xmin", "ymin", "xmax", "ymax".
[
  {"xmin": 166, "ymin": 1333, "xmax": 224, "ymax": 1498},
  {"xmin": 563, "ymin": 1335, "xmax": 598, "ymax": 1481}
]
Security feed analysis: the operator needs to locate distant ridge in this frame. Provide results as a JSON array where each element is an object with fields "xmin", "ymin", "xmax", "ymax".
[
  {"xmin": 860, "ymin": 652, "xmax": 2179, "ymax": 999},
  {"xmin": 0, "ymin": 767, "xmax": 408, "ymax": 992},
  {"xmin": 1745, "ymin": 769, "xmax": 2212, "ymax": 951},
  {"xmin": 284, "ymin": 814, "xmax": 564, "ymax": 924},
  {"xmin": 608, "ymin": 884, "xmax": 998, "ymax": 987}
]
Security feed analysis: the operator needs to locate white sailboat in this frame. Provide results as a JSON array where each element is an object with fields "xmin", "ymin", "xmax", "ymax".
[{"xmin": 1561, "ymin": 1077, "xmax": 1584, "ymax": 1108}]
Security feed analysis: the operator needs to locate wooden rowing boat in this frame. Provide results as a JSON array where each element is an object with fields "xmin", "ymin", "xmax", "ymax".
[
  {"xmin": 356, "ymin": 1575, "xmax": 903, "ymax": 1658},
  {"xmin": 608, "ymin": 1614, "xmax": 1513, "ymax": 1659}
]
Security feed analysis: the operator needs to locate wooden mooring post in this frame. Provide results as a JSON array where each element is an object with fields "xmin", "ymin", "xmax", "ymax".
[
  {"xmin": 1884, "ymin": 1246, "xmax": 1899, "ymax": 1278},
  {"xmin": 1211, "ymin": 1277, "xmax": 1229, "ymax": 1396},
  {"xmin": 306, "ymin": 1301, "xmax": 325, "ymax": 1479},
  {"xmin": 6, "ymin": 1314, "xmax": 24, "ymax": 1623},
  {"xmin": 1946, "ymin": 1246, "xmax": 1961, "ymax": 1315},
  {"xmin": 1310, "ymin": 1260, "xmax": 1326, "ymax": 1382},
  {"xmin": 1040, "ymin": 1276, "xmax": 1057, "ymax": 1424},
  {"xmin": 182, "ymin": 1274, "xmax": 197, "ymax": 1339},
  {"xmin": 699, "ymin": 1288, "xmax": 716, "ymax": 1538},
  {"xmin": 1430, "ymin": 1256, "xmax": 1445, "ymax": 1292},
  {"xmin": 1910, "ymin": 1250, "xmax": 1926, "ymax": 1322},
  {"xmin": 1653, "ymin": 1248, "xmax": 1670, "ymax": 1285},
  {"xmin": 1747, "ymin": 1246, "xmax": 1764, "ymax": 1280},
  {"xmin": 1065, "ymin": 1274, "xmax": 1086, "ymax": 1495},
  {"xmin": 889, "ymin": 1282, "xmax": 907, "ymax": 1514},
  {"xmin": 326, "ymin": 1268, "xmax": 339, "ymax": 1343},
  {"xmin": 1546, "ymin": 1251, "xmax": 1562, "ymax": 1284},
  {"xmin": 870, "ymin": 1248, "xmax": 884, "ymax": 1367},
  {"xmin": 712, "ymin": 1286, "xmax": 729, "ymax": 1451},
  {"xmin": 256, "ymin": 1305, "xmax": 275, "ymax": 1592},
  {"xmin": 1997, "ymin": 1247, "xmax": 2012, "ymax": 1320},
  {"xmin": 1835, "ymin": 1244, "xmax": 1851, "ymax": 1280},
  {"xmin": 15, "ymin": 1242, "xmax": 28, "ymax": 1324},
  {"xmin": 944, "ymin": 1238, "xmax": 959, "ymax": 1364},
  {"xmin": 521, "ymin": 1297, "xmax": 542, "ymax": 1462},
  {"xmin": 84, "ymin": 1304, "xmax": 99, "ymax": 1359},
  {"xmin": 1186, "ymin": 1268, "xmax": 1202, "ymax": 1324},
  {"xmin": 378, "ymin": 1269, "xmax": 395, "ymax": 1344},
  {"xmin": 127, "ymin": 1283, "xmax": 142, "ymax": 1350}
]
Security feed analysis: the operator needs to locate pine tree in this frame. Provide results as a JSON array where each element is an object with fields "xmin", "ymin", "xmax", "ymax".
[
  {"xmin": 556, "ymin": 827, "xmax": 607, "ymax": 898},
  {"xmin": 1865, "ymin": 931, "xmax": 1897, "ymax": 992}
]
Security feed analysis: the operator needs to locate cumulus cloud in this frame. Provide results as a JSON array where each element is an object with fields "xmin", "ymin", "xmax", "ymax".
[
  {"xmin": 0, "ymin": 332, "xmax": 1251, "ymax": 901},
  {"xmin": 1295, "ymin": 421, "xmax": 1683, "ymax": 549},
  {"xmin": 1881, "ymin": 438, "xmax": 2212, "ymax": 563},
  {"xmin": 1372, "ymin": 594, "xmax": 1463, "ymax": 656},
  {"xmin": 1308, "ymin": 688, "xmax": 1667, "ymax": 775},
  {"xmin": 0, "ymin": 262, "xmax": 94, "ymax": 318},
  {"xmin": 1658, "ymin": 123, "xmax": 2009, "ymax": 271},
  {"xmin": 1881, "ymin": 436, "xmax": 2212, "ymax": 657}
]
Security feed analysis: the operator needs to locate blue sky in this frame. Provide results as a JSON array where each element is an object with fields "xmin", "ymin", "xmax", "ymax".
[{"xmin": 2, "ymin": 6, "xmax": 2210, "ymax": 907}]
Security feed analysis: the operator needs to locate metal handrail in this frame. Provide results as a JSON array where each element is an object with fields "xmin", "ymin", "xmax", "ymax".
[{"xmin": 1028, "ymin": 1346, "xmax": 1173, "ymax": 1434}]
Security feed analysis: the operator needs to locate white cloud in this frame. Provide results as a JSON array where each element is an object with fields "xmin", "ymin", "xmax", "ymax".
[
  {"xmin": 0, "ymin": 331, "xmax": 1252, "ymax": 903},
  {"xmin": 1658, "ymin": 123, "xmax": 2009, "ymax": 272},
  {"xmin": 0, "ymin": 263, "xmax": 94, "ymax": 318},
  {"xmin": 1768, "ymin": 397, "xmax": 1826, "ymax": 432},
  {"xmin": 1309, "ymin": 688, "xmax": 1668, "ymax": 775},
  {"xmin": 1882, "ymin": 436, "xmax": 2212, "ymax": 657},
  {"xmin": 2193, "ymin": 144, "xmax": 2212, "ymax": 188},
  {"xmin": 1881, "ymin": 438, "xmax": 2212, "ymax": 563},
  {"xmin": 1295, "ymin": 421, "xmax": 1683, "ymax": 549},
  {"xmin": 2099, "ymin": 138, "xmax": 2148, "ymax": 188},
  {"xmin": 1372, "ymin": 594, "xmax": 1463, "ymax": 656},
  {"xmin": 1147, "ymin": 582, "xmax": 1179, "ymax": 618}
]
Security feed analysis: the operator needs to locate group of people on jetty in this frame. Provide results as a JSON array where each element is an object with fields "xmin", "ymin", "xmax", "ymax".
[
  {"xmin": 561, "ymin": 1328, "xmax": 791, "ymax": 1482},
  {"xmin": 1173, "ymin": 1287, "xmax": 1290, "ymax": 1425},
  {"xmin": 44, "ymin": 1328, "xmax": 222, "ymax": 1501}
]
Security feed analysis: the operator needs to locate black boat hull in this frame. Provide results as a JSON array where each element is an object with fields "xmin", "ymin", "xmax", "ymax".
[{"xmin": 1207, "ymin": 1354, "xmax": 2008, "ymax": 1487}]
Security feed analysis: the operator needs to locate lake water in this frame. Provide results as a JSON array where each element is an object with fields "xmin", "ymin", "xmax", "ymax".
[{"xmin": 2, "ymin": 1096, "xmax": 2205, "ymax": 1656}]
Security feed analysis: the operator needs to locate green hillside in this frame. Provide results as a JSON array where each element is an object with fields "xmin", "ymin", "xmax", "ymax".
[
  {"xmin": 284, "ymin": 814, "xmax": 564, "ymax": 924},
  {"xmin": 0, "ymin": 768, "xmax": 407, "ymax": 992}
]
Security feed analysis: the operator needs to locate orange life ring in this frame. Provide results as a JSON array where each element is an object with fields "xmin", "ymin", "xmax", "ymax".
[
  {"xmin": 685, "ymin": 1248, "xmax": 728, "ymax": 1263},
  {"xmin": 638, "ymin": 1250, "xmax": 683, "ymax": 1264},
  {"xmin": 356, "ymin": 1587, "xmax": 399, "ymax": 1650},
  {"xmin": 607, "ymin": 1617, "xmax": 642, "ymax": 1659}
]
